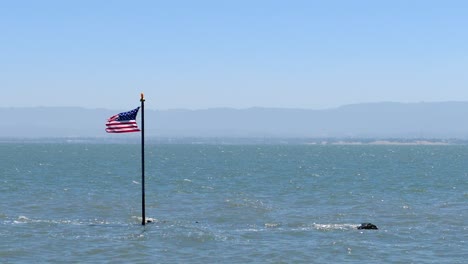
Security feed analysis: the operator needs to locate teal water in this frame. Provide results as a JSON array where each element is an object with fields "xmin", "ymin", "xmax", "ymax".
[{"xmin": 1, "ymin": 143, "xmax": 466, "ymax": 263}]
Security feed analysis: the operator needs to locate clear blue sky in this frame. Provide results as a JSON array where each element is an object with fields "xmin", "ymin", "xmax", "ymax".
[{"xmin": 1, "ymin": 0, "xmax": 467, "ymax": 110}]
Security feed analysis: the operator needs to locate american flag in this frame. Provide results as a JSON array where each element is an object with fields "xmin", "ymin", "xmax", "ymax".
[{"xmin": 105, "ymin": 107, "xmax": 141, "ymax": 133}]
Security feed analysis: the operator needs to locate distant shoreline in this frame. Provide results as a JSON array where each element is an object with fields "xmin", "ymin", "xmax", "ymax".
[
  {"xmin": 3, "ymin": 103, "xmax": 468, "ymax": 139},
  {"xmin": 326, "ymin": 140, "xmax": 451, "ymax": 146},
  {"xmin": 0, "ymin": 137, "xmax": 460, "ymax": 145}
]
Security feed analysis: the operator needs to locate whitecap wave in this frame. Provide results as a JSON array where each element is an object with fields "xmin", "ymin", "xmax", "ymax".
[{"xmin": 311, "ymin": 223, "xmax": 358, "ymax": 231}]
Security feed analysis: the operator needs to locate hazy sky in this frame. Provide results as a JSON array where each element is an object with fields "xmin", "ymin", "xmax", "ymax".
[{"xmin": 1, "ymin": 0, "xmax": 467, "ymax": 110}]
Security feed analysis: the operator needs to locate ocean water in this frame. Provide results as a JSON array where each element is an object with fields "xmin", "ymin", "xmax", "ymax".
[{"xmin": 0, "ymin": 143, "xmax": 466, "ymax": 263}]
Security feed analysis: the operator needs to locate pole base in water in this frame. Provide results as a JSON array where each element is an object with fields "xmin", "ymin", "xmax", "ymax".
[{"xmin": 141, "ymin": 217, "xmax": 154, "ymax": 225}]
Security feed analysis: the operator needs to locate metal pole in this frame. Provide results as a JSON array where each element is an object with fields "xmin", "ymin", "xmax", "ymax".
[{"xmin": 140, "ymin": 93, "xmax": 146, "ymax": 225}]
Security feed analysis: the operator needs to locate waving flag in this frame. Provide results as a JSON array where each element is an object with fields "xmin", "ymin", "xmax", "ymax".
[{"xmin": 105, "ymin": 107, "xmax": 141, "ymax": 133}]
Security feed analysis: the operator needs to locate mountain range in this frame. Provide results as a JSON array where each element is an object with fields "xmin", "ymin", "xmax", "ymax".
[{"xmin": 2, "ymin": 102, "xmax": 468, "ymax": 139}]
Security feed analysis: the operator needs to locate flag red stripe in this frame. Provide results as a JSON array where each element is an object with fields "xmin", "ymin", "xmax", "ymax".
[
  {"xmin": 106, "ymin": 128, "xmax": 141, "ymax": 133},
  {"xmin": 106, "ymin": 121, "xmax": 138, "ymax": 127}
]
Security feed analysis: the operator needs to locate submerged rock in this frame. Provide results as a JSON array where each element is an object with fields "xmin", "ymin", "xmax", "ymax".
[{"xmin": 357, "ymin": 223, "xmax": 378, "ymax": 230}]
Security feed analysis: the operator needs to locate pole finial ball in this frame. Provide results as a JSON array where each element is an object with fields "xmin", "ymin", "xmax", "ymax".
[{"xmin": 140, "ymin": 93, "xmax": 145, "ymax": 101}]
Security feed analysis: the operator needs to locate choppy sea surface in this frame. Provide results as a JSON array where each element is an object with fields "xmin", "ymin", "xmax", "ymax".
[{"xmin": 0, "ymin": 143, "xmax": 466, "ymax": 263}]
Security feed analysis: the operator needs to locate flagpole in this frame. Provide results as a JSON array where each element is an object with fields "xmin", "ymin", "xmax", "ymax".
[{"xmin": 140, "ymin": 93, "xmax": 146, "ymax": 225}]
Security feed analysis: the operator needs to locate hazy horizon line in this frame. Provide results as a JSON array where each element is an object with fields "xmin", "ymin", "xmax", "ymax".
[{"xmin": 2, "ymin": 100, "xmax": 468, "ymax": 111}]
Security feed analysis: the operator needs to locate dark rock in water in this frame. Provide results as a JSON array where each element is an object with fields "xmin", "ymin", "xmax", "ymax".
[{"xmin": 357, "ymin": 223, "xmax": 378, "ymax": 230}]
